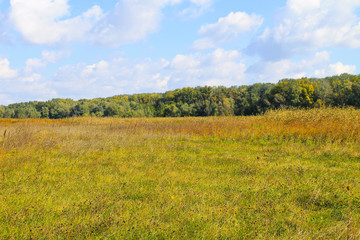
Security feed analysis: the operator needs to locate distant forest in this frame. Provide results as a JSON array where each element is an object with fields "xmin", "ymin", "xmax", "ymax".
[{"xmin": 1, "ymin": 73, "xmax": 360, "ymax": 119}]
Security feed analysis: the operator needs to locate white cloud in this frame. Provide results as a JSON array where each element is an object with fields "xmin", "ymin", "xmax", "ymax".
[
  {"xmin": 0, "ymin": 50, "xmax": 73, "ymax": 103},
  {"xmin": 315, "ymin": 62, "xmax": 357, "ymax": 77},
  {"xmin": 42, "ymin": 50, "xmax": 71, "ymax": 63},
  {"xmin": 0, "ymin": 47, "xmax": 250, "ymax": 103},
  {"xmin": 8, "ymin": 0, "xmax": 208, "ymax": 46},
  {"xmin": 23, "ymin": 48, "xmax": 244, "ymax": 101},
  {"xmin": 246, "ymin": 0, "xmax": 360, "ymax": 60},
  {"xmin": 171, "ymin": 54, "xmax": 200, "ymax": 70},
  {"xmin": 20, "ymin": 73, "xmax": 42, "ymax": 83},
  {"xmin": 192, "ymin": 11, "xmax": 263, "ymax": 51},
  {"xmin": 0, "ymin": 69, "xmax": 56, "ymax": 104},
  {"xmin": 169, "ymin": 48, "xmax": 246, "ymax": 87},
  {"xmin": 329, "ymin": 62, "xmax": 356, "ymax": 75},
  {"xmin": 91, "ymin": 0, "xmax": 166, "ymax": 46},
  {"xmin": 24, "ymin": 50, "xmax": 71, "ymax": 74},
  {"xmin": 0, "ymin": 58, "xmax": 18, "ymax": 79},
  {"xmin": 247, "ymin": 51, "xmax": 330, "ymax": 82},
  {"xmin": 25, "ymin": 58, "xmax": 46, "ymax": 73},
  {"xmin": 10, "ymin": 0, "xmax": 103, "ymax": 45},
  {"xmin": 199, "ymin": 12, "xmax": 263, "ymax": 38},
  {"xmin": 247, "ymin": 51, "xmax": 357, "ymax": 83},
  {"xmin": 191, "ymin": 38, "xmax": 216, "ymax": 51},
  {"xmin": 179, "ymin": 0, "xmax": 213, "ymax": 18},
  {"xmin": 52, "ymin": 57, "xmax": 171, "ymax": 98},
  {"xmin": 10, "ymin": 78, "xmax": 57, "ymax": 100}
]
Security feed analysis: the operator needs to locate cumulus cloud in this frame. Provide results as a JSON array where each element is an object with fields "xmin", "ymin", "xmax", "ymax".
[
  {"xmin": 329, "ymin": 62, "xmax": 357, "ymax": 75},
  {"xmin": 0, "ymin": 58, "xmax": 56, "ymax": 103},
  {"xmin": 0, "ymin": 48, "xmax": 356, "ymax": 104},
  {"xmin": 39, "ymin": 48, "xmax": 245, "ymax": 100},
  {"xmin": 199, "ymin": 12, "xmax": 263, "ymax": 38},
  {"xmin": 7, "ymin": 0, "xmax": 209, "ymax": 46},
  {"xmin": 38, "ymin": 48, "xmax": 245, "ymax": 100},
  {"xmin": 192, "ymin": 11, "xmax": 263, "ymax": 51},
  {"xmin": 52, "ymin": 57, "xmax": 171, "ymax": 98},
  {"xmin": 169, "ymin": 48, "xmax": 246, "ymax": 87},
  {"xmin": 24, "ymin": 50, "xmax": 71, "ymax": 74},
  {"xmin": 315, "ymin": 62, "xmax": 357, "ymax": 77},
  {"xmin": 179, "ymin": 0, "xmax": 213, "ymax": 18},
  {"xmin": 95, "ymin": 0, "xmax": 209, "ymax": 45},
  {"xmin": 0, "ymin": 58, "xmax": 18, "ymax": 79},
  {"xmin": 191, "ymin": 38, "xmax": 216, "ymax": 51},
  {"xmin": 25, "ymin": 58, "xmax": 46, "ymax": 74},
  {"xmin": 247, "ymin": 51, "xmax": 356, "ymax": 83},
  {"xmin": 7, "ymin": 77, "xmax": 57, "ymax": 102},
  {"xmin": 247, "ymin": 51, "xmax": 326, "ymax": 82},
  {"xmin": 0, "ymin": 50, "xmax": 73, "ymax": 103},
  {"xmin": 42, "ymin": 50, "xmax": 71, "ymax": 63},
  {"xmin": 246, "ymin": 0, "xmax": 360, "ymax": 60},
  {"xmin": 91, "ymin": 0, "xmax": 166, "ymax": 46},
  {"xmin": 171, "ymin": 54, "xmax": 200, "ymax": 70},
  {"xmin": 10, "ymin": 0, "xmax": 103, "ymax": 45}
]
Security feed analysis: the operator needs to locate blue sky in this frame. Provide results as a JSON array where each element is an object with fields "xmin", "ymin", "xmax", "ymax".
[{"xmin": 0, "ymin": 0, "xmax": 359, "ymax": 104}]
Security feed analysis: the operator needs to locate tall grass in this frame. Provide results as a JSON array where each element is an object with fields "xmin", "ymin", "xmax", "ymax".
[{"xmin": 0, "ymin": 108, "xmax": 360, "ymax": 239}]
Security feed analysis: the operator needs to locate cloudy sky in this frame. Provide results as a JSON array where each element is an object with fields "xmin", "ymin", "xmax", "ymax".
[{"xmin": 0, "ymin": 0, "xmax": 359, "ymax": 104}]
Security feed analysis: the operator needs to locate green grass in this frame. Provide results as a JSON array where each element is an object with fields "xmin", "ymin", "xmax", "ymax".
[{"xmin": 0, "ymin": 109, "xmax": 360, "ymax": 239}]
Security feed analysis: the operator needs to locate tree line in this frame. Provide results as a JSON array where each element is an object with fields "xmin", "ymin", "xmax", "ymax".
[{"xmin": 1, "ymin": 73, "xmax": 360, "ymax": 119}]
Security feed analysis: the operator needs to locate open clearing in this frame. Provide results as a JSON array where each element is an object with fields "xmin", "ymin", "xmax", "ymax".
[{"xmin": 1, "ymin": 108, "xmax": 360, "ymax": 239}]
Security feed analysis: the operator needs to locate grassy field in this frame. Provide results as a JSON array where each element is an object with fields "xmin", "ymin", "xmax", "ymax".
[{"xmin": 0, "ymin": 108, "xmax": 360, "ymax": 239}]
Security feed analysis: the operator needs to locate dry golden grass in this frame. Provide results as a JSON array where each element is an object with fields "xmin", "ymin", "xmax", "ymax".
[{"xmin": 0, "ymin": 108, "xmax": 360, "ymax": 239}]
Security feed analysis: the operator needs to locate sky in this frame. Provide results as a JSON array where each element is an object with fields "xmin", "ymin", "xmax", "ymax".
[{"xmin": 0, "ymin": 0, "xmax": 360, "ymax": 104}]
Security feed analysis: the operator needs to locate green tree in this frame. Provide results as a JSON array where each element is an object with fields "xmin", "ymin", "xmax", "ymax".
[
  {"xmin": 0, "ymin": 105, "xmax": 5, "ymax": 118},
  {"xmin": 164, "ymin": 103, "xmax": 180, "ymax": 117},
  {"xmin": 41, "ymin": 107, "xmax": 50, "ymax": 118}
]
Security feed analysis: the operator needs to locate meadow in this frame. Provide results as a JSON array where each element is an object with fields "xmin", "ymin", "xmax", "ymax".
[{"xmin": 0, "ymin": 108, "xmax": 360, "ymax": 239}]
